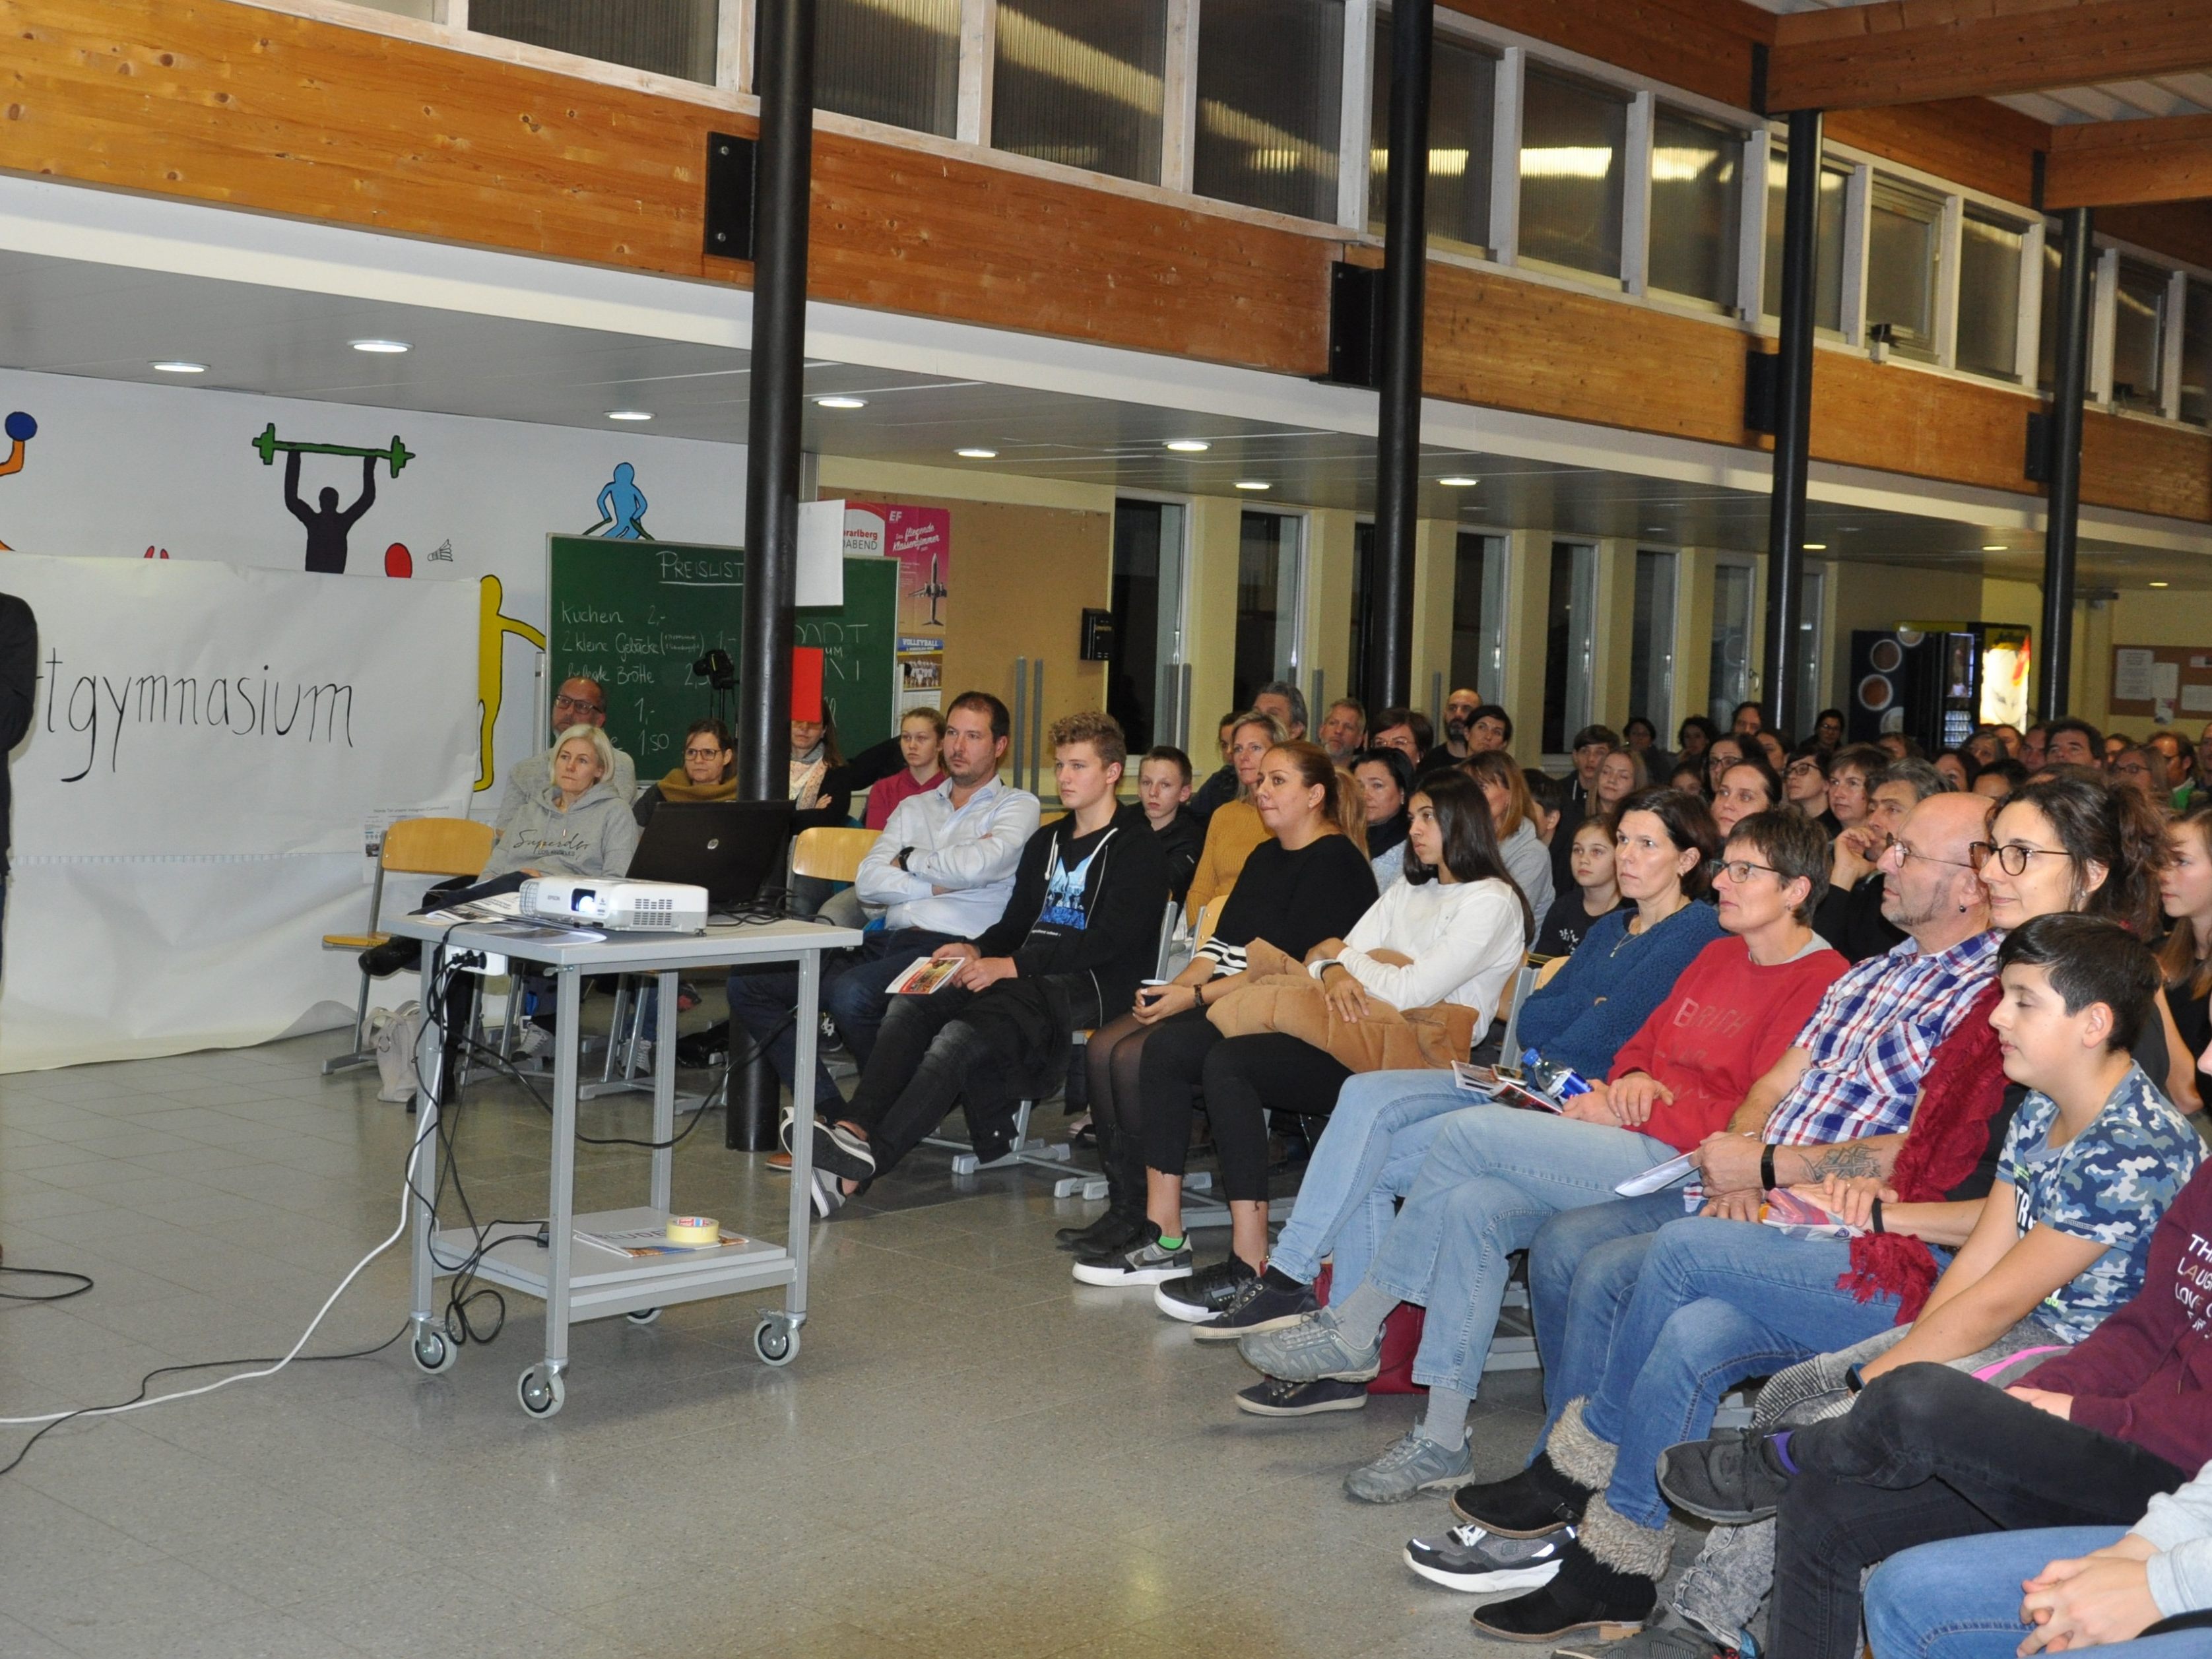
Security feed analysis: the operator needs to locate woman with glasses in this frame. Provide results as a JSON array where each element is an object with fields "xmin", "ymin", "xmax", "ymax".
[
  {"xmin": 631, "ymin": 716, "xmax": 736, "ymax": 826},
  {"xmin": 1781, "ymin": 740, "xmax": 1837, "ymax": 831},
  {"xmin": 1703, "ymin": 734, "xmax": 1747, "ymax": 797}
]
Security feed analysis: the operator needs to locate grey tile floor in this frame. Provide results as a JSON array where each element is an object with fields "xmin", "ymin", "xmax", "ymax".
[{"xmin": 0, "ymin": 1027, "xmax": 1571, "ymax": 1658}]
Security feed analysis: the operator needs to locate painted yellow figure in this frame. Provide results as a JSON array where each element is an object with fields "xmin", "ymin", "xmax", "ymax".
[{"xmin": 476, "ymin": 573, "xmax": 546, "ymax": 792}]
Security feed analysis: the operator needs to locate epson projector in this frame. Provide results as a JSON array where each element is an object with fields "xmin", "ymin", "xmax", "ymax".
[{"xmin": 519, "ymin": 878, "xmax": 709, "ymax": 933}]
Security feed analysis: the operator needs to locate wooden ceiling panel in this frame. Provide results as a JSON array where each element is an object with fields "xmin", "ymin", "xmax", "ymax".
[{"xmin": 2046, "ymin": 112, "xmax": 2212, "ymax": 205}]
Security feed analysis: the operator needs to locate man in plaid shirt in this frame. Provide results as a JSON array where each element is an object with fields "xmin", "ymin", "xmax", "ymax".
[{"xmin": 1445, "ymin": 793, "xmax": 2000, "ymax": 1643}]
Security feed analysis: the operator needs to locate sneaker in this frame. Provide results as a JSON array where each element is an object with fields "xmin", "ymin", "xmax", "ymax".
[
  {"xmin": 1056, "ymin": 1210, "xmax": 1143, "ymax": 1254},
  {"xmin": 1344, "ymin": 1429, "xmax": 1474, "ymax": 1504},
  {"xmin": 1553, "ymin": 1618, "xmax": 1748, "ymax": 1659},
  {"xmin": 1654, "ymin": 1429, "xmax": 1790, "ymax": 1525},
  {"xmin": 1190, "ymin": 1272, "xmax": 1318, "ymax": 1342},
  {"xmin": 808, "ymin": 1119, "xmax": 876, "ymax": 1183},
  {"xmin": 1152, "ymin": 1257, "xmax": 1255, "ymax": 1322},
  {"xmin": 1070, "ymin": 1227, "xmax": 1193, "ymax": 1287},
  {"xmin": 1233, "ymin": 1308, "xmax": 1382, "ymax": 1383},
  {"xmin": 1403, "ymin": 1523, "xmax": 1574, "ymax": 1594},
  {"xmin": 1449, "ymin": 1451, "xmax": 1594, "ymax": 1538},
  {"xmin": 517, "ymin": 1024, "xmax": 554, "ymax": 1059},
  {"xmin": 1233, "ymin": 1376, "xmax": 1369, "ymax": 1417},
  {"xmin": 807, "ymin": 1169, "xmax": 844, "ymax": 1220}
]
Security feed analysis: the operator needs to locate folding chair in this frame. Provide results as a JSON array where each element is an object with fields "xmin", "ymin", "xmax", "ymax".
[
  {"xmin": 321, "ymin": 817, "xmax": 495, "ymax": 1075},
  {"xmin": 1493, "ymin": 950, "xmax": 1563, "ymax": 1067}
]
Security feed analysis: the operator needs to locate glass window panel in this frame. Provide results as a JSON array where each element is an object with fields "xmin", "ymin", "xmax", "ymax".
[
  {"xmin": 2182, "ymin": 278, "xmax": 2212, "ymax": 428},
  {"xmin": 472, "ymin": 0, "xmax": 716, "ymax": 81},
  {"xmin": 1866, "ymin": 181, "xmax": 1942, "ymax": 358},
  {"xmin": 1761, "ymin": 149, "xmax": 1846, "ymax": 331},
  {"xmin": 812, "ymin": 0, "xmax": 961, "ymax": 136},
  {"xmin": 1956, "ymin": 210, "xmax": 2025, "ymax": 380},
  {"xmin": 2038, "ymin": 232, "xmax": 2064, "ymax": 392},
  {"xmin": 1369, "ymin": 18, "xmax": 1495, "ymax": 251},
  {"xmin": 2112, "ymin": 257, "xmax": 2169, "ymax": 413},
  {"xmin": 1109, "ymin": 500, "xmax": 1187, "ymax": 752},
  {"xmin": 1541, "ymin": 541, "xmax": 1595, "ymax": 754},
  {"xmin": 1233, "ymin": 513, "xmax": 1304, "ymax": 709},
  {"xmin": 1648, "ymin": 108, "xmax": 1740, "ymax": 309},
  {"xmin": 1518, "ymin": 69, "xmax": 1627, "ymax": 280},
  {"xmin": 1631, "ymin": 550, "xmax": 1677, "ymax": 735},
  {"xmin": 1708, "ymin": 562, "xmax": 1755, "ymax": 727},
  {"xmin": 1194, "ymin": 0, "xmax": 1345, "ymax": 222},
  {"xmin": 1450, "ymin": 533, "xmax": 1505, "ymax": 702},
  {"xmin": 992, "ymin": 0, "xmax": 1167, "ymax": 184}
]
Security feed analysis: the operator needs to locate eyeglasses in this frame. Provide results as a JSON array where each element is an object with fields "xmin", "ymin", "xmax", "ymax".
[
  {"xmin": 683, "ymin": 746, "xmax": 726, "ymax": 761},
  {"xmin": 1712, "ymin": 858, "xmax": 1780, "ymax": 884},
  {"xmin": 1785, "ymin": 762, "xmax": 1825, "ymax": 779},
  {"xmin": 1967, "ymin": 841, "xmax": 2071, "ymax": 876},
  {"xmin": 1881, "ymin": 839, "xmax": 1978, "ymax": 872},
  {"xmin": 552, "ymin": 694, "xmax": 604, "ymax": 715}
]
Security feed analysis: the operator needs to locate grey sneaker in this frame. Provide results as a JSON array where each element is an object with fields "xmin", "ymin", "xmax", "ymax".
[
  {"xmin": 1552, "ymin": 1618, "xmax": 1747, "ymax": 1659},
  {"xmin": 1236, "ymin": 1308, "xmax": 1383, "ymax": 1382},
  {"xmin": 1071, "ymin": 1231, "xmax": 1194, "ymax": 1286},
  {"xmin": 1344, "ymin": 1429, "xmax": 1474, "ymax": 1503},
  {"xmin": 1404, "ymin": 1522, "xmax": 1574, "ymax": 1593}
]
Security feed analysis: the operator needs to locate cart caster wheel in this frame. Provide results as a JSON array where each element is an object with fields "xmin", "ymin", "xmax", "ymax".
[
  {"xmin": 752, "ymin": 1317, "xmax": 798, "ymax": 1367},
  {"xmin": 626, "ymin": 1307, "xmax": 662, "ymax": 1325},
  {"xmin": 517, "ymin": 1365, "xmax": 566, "ymax": 1417},
  {"xmin": 411, "ymin": 1328, "xmax": 457, "ymax": 1375}
]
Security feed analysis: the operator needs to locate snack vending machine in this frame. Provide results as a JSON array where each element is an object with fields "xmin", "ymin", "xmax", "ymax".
[{"xmin": 1848, "ymin": 625, "xmax": 2031, "ymax": 752}]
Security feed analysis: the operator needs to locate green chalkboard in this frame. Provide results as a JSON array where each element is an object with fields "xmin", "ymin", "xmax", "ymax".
[{"xmin": 546, "ymin": 537, "xmax": 899, "ymax": 777}]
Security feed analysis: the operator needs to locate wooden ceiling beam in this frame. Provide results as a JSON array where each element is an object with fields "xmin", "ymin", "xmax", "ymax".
[
  {"xmin": 1767, "ymin": 0, "xmax": 2212, "ymax": 114},
  {"xmin": 2046, "ymin": 112, "xmax": 2212, "ymax": 206}
]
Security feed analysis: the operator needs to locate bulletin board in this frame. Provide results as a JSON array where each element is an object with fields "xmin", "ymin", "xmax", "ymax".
[{"xmin": 2108, "ymin": 644, "xmax": 2212, "ymax": 726}]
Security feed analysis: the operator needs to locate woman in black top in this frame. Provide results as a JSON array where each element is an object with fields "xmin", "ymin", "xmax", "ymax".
[
  {"xmin": 2158, "ymin": 801, "xmax": 2212, "ymax": 1066},
  {"xmin": 1060, "ymin": 741, "xmax": 1376, "ymax": 1266}
]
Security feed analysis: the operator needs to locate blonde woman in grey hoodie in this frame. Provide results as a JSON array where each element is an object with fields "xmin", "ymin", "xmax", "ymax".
[{"xmin": 484, "ymin": 724, "xmax": 641, "ymax": 882}]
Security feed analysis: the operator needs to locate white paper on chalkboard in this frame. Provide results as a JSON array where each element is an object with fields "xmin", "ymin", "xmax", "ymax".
[
  {"xmin": 2153, "ymin": 662, "xmax": 2181, "ymax": 701},
  {"xmin": 798, "ymin": 500, "xmax": 845, "ymax": 608},
  {"xmin": 2114, "ymin": 648, "xmax": 2157, "ymax": 703}
]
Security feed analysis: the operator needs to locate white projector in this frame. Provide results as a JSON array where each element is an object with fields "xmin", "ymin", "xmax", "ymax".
[{"xmin": 519, "ymin": 878, "xmax": 709, "ymax": 933}]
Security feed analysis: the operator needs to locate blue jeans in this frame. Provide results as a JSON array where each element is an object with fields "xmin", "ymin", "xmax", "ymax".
[
  {"xmin": 1861, "ymin": 1526, "xmax": 2207, "ymax": 1659},
  {"xmin": 1581, "ymin": 1219, "xmax": 1904, "ymax": 1528},
  {"xmin": 1527, "ymin": 1191, "xmax": 1689, "ymax": 1445},
  {"xmin": 1362, "ymin": 1108, "xmax": 1676, "ymax": 1398},
  {"xmin": 1268, "ymin": 1069, "xmax": 1468, "ymax": 1293},
  {"xmin": 727, "ymin": 928, "xmax": 955, "ymax": 1108}
]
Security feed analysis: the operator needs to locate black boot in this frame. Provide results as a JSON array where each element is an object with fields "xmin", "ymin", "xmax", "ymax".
[
  {"xmin": 1448, "ymin": 1450, "xmax": 1595, "ymax": 1537},
  {"xmin": 1468, "ymin": 1495, "xmax": 1669, "ymax": 1642},
  {"xmin": 1056, "ymin": 1115, "xmax": 1147, "ymax": 1253}
]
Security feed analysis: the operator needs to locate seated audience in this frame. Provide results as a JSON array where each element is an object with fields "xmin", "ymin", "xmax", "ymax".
[
  {"xmin": 1753, "ymin": 730, "xmax": 1789, "ymax": 774},
  {"xmin": 861, "ymin": 707, "xmax": 947, "ymax": 830},
  {"xmin": 2045, "ymin": 718, "xmax": 2104, "ymax": 767},
  {"xmin": 1136, "ymin": 744, "xmax": 1202, "ymax": 904},
  {"xmin": 1063, "ymin": 741, "xmax": 1375, "ymax": 1275},
  {"xmin": 2111, "ymin": 742, "xmax": 2164, "ymax": 802},
  {"xmin": 1675, "ymin": 716, "xmax": 1718, "ymax": 775},
  {"xmin": 1712, "ymin": 754, "xmax": 1780, "ymax": 839},
  {"xmin": 1183, "ymin": 710, "xmax": 1287, "ymax": 923},
  {"xmin": 1524, "ymin": 771, "xmax": 1566, "ymax": 850},
  {"xmin": 798, "ymin": 713, "xmax": 1167, "ymax": 1216},
  {"xmin": 1650, "ymin": 916, "xmax": 2202, "ymax": 1659},
  {"xmin": 1974, "ymin": 756, "xmax": 2029, "ymax": 799},
  {"xmin": 2158, "ymin": 800, "xmax": 2212, "ymax": 1066},
  {"xmin": 496, "ymin": 676, "xmax": 637, "ymax": 833},
  {"xmin": 1447, "ymin": 791, "xmax": 2002, "ymax": 1639},
  {"xmin": 1811, "ymin": 708, "xmax": 1845, "ymax": 750},
  {"xmin": 1780, "ymin": 741, "xmax": 1832, "ymax": 826},
  {"xmin": 1668, "ymin": 758, "xmax": 1707, "ymax": 796},
  {"xmin": 787, "ymin": 706, "xmax": 843, "ymax": 820},
  {"xmin": 1934, "ymin": 746, "xmax": 1975, "ymax": 792},
  {"xmin": 1594, "ymin": 747, "xmax": 1645, "ymax": 817},
  {"xmin": 1703, "ymin": 733, "xmax": 1748, "ymax": 796},
  {"xmin": 1733, "ymin": 701, "xmax": 1767, "ymax": 738},
  {"xmin": 1463, "ymin": 750, "xmax": 1557, "ymax": 923},
  {"xmin": 1251, "ymin": 680, "xmax": 1306, "ymax": 742},
  {"xmin": 632, "ymin": 717, "xmax": 735, "ymax": 826},
  {"xmin": 727, "ymin": 692, "xmax": 1038, "ymax": 1116},
  {"xmin": 1535, "ymin": 813, "xmax": 1627, "ymax": 960},
  {"xmin": 1562, "ymin": 725, "xmax": 1624, "ymax": 821},
  {"xmin": 2022, "ymin": 722, "xmax": 2050, "ymax": 770},
  {"xmin": 1353, "ymin": 746, "xmax": 1414, "ymax": 889},
  {"xmin": 1318, "ymin": 697, "xmax": 1367, "ymax": 765},
  {"xmin": 1138, "ymin": 773, "xmax": 1528, "ymax": 1303},
  {"xmin": 1371, "ymin": 706, "xmax": 1435, "ymax": 767},
  {"xmin": 1826, "ymin": 742, "xmax": 1885, "ymax": 834},
  {"xmin": 1233, "ymin": 812, "xmax": 1842, "ymax": 1481},
  {"xmin": 1434, "ymin": 688, "xmax": 1484, "ymax": 763},
  {"xmin": 1624, "ymin": 714, "xmax": 1670, "ymax": 780},
  {"xmin": 1815, "ymin": 757, "xmax": 1943, "ymax": 963},
  {"xmin": 1187, "ymin": 710, "xmax": 1244, "ymax": 828}
]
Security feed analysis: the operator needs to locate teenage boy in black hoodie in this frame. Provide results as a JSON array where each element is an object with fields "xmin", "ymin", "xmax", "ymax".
[{"xmin": 798, "ymin": 711, "xmax": 1168, "ymax": 1214}]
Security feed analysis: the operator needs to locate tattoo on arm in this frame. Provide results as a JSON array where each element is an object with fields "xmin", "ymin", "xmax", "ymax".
[{"xmin": 1796, "ymin": 1143, "xmax": 1882, "ymax": 1182}]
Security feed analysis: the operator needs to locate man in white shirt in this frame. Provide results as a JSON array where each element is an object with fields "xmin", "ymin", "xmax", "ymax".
[
  {"xmin": 496, "ymin": 676, "xmax": 638, "ymax": 837},
  {"xmin": 727, "ymin": 690, "xmax": 1039, "ymax": 1113}
]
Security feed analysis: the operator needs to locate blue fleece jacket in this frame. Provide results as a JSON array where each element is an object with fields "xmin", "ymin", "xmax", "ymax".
[{"xmin": 1513, "ymin": 901, "xmax": 1726, "ymax": 1079}]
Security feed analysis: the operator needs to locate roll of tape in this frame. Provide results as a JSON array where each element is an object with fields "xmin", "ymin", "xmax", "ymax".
[{"xmin": 666, "ymin": 1215, "xmax": 720, "ymax": 1247}]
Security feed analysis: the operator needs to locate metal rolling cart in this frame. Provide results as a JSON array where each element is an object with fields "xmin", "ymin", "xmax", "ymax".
[{"xmin": 387, "ymin": 911, "xmax": 861, "ymax": 1417}]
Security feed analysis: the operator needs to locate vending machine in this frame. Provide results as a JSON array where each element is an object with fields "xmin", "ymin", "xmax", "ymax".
[{"xmin": 1848, "ymin": 625, "xmax": 2031, "ymax": 752}]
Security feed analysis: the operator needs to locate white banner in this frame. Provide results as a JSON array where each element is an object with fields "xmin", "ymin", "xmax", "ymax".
[{"xmin": 0, "ymin": 554, "xmax": 477, "ymax": 1071}]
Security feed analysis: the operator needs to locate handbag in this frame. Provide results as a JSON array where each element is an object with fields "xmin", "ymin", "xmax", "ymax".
[{"xmin": 1201, "ymin": 938, "xmax": 1477, "ymax": 1073}]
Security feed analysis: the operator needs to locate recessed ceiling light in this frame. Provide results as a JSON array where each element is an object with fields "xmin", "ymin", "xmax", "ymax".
[
  {"xmin": 1980, "ymin": 544, "xmax": 2007, "ymax": 552},
  {"xmin": 814, "ymin": 395, "xmax": 867, "ymax": 410},
  {"xmin": 2151, "ymin": 579, "xmax": 2171, "ymax": 588},
  {"xmin": 1165, "ymin": 439, "xmax": 1211, "ymax": 453},
  {"xmin": 1233, "ymin": 480, "xmax": 1270, "ymax": 491},
  {"xmin": 1438, "ymin": 475, "xmax": 1480, "ymax": 487},
  {"xmin": 150, "ymin": 360, "xmax": 207, "ymax": 374},
  {"xmin": 348, "ymin": 338, "xmax": 410, "ymax": 354},
  {"xmin": 1803, "ymin": 542, "xmax": 1827, "ymax": 550},
  {"xmin": 605, "ymin": 410, "xmax": 654, "ymax": 422},
  {"xmin": 956, "ymin": 447, "xmax": 997, "ymax": 459}
]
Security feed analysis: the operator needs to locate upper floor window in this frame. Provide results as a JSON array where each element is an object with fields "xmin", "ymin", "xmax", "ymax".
[
  {"xmin": 471, "ymin": 0, "xmax": 717, "ymax": 82},
  {"xmin": 1865, "ymin": 178, "xmax": 1944, "ymax": 362},
  {"xmin": 1369, "ymin": 15, "xmax": 1496, "ymax": 253},
  {"xmin": 1955, "ymin": 208, "xmax": 2027, "ymax": 381},
  {"xmin": 1648, "ymin": 107, "xmax": 1741, "ymax": 310},
  {"xmin": 1194, "ymin": 0, "xmax": 1346, "ymax": 222},
  {"xmin": 992, "ymin": 0, "xmax": 1168, "ymax": 185},
  {"xmin": 1761, "ymin": 146, "xmax": 1846, "ymax": 332},
  {"xmin": 2183, "ymin": 279, "xmax": 2211, "ymax": 428},
  {"xmin": 815, "ymin": 0, "xmax": 961, "ymax": 137},
  {"xmin": 2112, "ymin": 257, "xmax": 2170, "ymax": 414},
  {"xmin": 1518, "ymin": 69, "xmax": 1628, "ymax": 280}
]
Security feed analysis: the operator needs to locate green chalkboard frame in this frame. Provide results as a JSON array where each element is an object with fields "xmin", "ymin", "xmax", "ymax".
[{"xmin": 546, "ymin": 537, "xmax": 899, "ymax": 778}]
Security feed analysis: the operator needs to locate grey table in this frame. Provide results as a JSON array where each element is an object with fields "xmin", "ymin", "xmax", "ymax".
[{"xmin": 385, "ymin": 911, "xmax": 862, "ymax": 1417}]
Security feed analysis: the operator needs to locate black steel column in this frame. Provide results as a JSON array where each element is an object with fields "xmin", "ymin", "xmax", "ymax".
[
  {"xmin": 1761, "ymin": 107, "xmax": 1821, "ymax": 741},
  {"xmin": 1364, "ymin": 0, "xmax": 1433, "ymax": 713},
  {"xmin": 738, "ymin": 0, "xmax": 815, "ymax": 802},
  {"xmin": 2038, "ymin": 206, "xmax": 2095, "ymax": 721},
  {"xmin": 732, "ymin": 0, "xmax": 815, "ymax": 1150}
]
